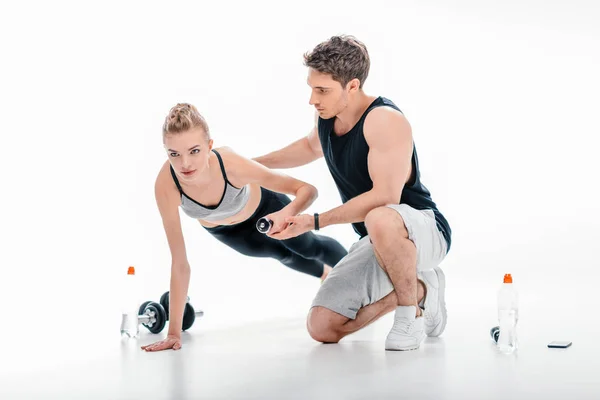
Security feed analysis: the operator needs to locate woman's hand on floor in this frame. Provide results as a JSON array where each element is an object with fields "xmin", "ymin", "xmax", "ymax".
[{"xmin": 141, "ymin": 334, "xmax": 182, "ymax": 352}]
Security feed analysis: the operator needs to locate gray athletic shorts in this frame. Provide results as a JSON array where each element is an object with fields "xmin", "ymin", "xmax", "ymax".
[{"xmin": 311, "ymin": 204, "xmax": 448, "ymax": 319}]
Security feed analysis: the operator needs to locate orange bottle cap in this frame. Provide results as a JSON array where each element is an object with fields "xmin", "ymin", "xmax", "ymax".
[
  {"xmin": 503, "ymin": 273, "xmax": 512, "ymax": 283},
  {"xmin": 127, "ymin": 266, "xmax": 135, "ymax": 275}
]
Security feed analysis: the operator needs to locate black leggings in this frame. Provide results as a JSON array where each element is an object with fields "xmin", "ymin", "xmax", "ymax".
[{"xmin": 204, "ymin": 187, "xmax": 348, "ymax": 278}]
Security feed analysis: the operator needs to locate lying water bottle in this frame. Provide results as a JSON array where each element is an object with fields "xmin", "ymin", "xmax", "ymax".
[
  {"xmin": 497, "ymin": 273, "xmax": 518, "ymax": 353},
  {"xmin": 120, "ymin": 266, "xmax": 140, "ymax": 338}
]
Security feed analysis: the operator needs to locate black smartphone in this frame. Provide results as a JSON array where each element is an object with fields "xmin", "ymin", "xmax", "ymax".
[{"xmin": 548, "ymin": 341, "xmax": 572, "ymax": 348}]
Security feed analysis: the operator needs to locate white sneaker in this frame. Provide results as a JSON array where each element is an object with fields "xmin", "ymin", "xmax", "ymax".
[
  {"xmin": 419, "ymin": 266, "xmax": 447, "ymax": 337},
  {"xmin": 385, "ymin": 306, "xmax": 425, "ymax": 351}
]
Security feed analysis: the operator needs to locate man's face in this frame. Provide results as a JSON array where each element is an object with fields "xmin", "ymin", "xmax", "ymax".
[{"xmin": 307, "ymin": 68, "xmax": 348, "ymax": 119}]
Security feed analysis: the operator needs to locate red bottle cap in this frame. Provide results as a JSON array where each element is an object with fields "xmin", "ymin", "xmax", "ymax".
[
  {"xmin": 127, "ymin": 266, "xmax": 135, "ymax": 275},
  {"xmin": 503, "ymin": 273, "xmax": 512, "ymax": 283}
]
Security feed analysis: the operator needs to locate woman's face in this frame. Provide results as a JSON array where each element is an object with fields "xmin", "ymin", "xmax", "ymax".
[{"xmin": 164, "ymin": 128, "xmax": 213, "ymax": 183}]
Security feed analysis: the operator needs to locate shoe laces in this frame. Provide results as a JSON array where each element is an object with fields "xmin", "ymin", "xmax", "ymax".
[
  {"xmin": 423, "ymin": 303, "xmax": 439, "ymax": 323},
  {"xmin": 393, "ymin": 317, "xmax": 414, "ymax": 334},
  {"xmin": 424, "ymin": 311, "xmax": 433, "ymax": 322}
]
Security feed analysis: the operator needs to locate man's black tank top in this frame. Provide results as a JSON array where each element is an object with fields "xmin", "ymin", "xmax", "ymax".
[{"xmin": 318, "ymin": 96, "xmax": 451, "ymax": 251}]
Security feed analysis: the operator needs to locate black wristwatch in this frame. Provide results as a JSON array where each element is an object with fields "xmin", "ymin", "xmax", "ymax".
[{"xmin": 314, "ymin": 213, "xmax": 320, "ymax": 231}]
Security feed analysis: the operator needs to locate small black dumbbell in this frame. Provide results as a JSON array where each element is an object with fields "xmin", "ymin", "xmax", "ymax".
[
  {"xmin": 256, "ymin": 217, "xmax": 273, "ymax": 234},
  {"xmin": 137, "ymin": 293, "xmax": 203, "ymax": 334},
  {"xmin": 490, "ymin": 326, "xmax": 500, "ymax": 343},
  {"xmin": 137, "ymin": 301, "xmax": 167, "ymax": 334},
  {"xmin": 159, "ymin": 291, "xmax": 204, "ymax": 331}
]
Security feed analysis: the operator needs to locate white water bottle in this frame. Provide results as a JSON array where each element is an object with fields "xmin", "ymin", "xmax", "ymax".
[
  {"xmin": 120, "ymin": 266, "xmax": 140, "ymax": 338},
  {"xmin": 497, "ymin": 273, "xmax": 518, "ymax": 353}
]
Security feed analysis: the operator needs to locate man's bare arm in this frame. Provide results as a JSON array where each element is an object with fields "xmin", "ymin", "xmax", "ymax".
[{"xmin": 252, "ymin": 113, "xmax": 323, "ymax": 169}]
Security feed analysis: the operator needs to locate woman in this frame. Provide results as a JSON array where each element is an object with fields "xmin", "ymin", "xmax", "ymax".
[{"xmin": 141, "ymin": 103, "xmax": 348, "ymax": 352}]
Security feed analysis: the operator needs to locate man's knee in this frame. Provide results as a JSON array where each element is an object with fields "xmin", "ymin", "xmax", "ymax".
[
  {"xmin": 364, "ymin": 206, "xmax": 408, "ymax": 240},
  {"xmin": 307, "ymin": 307, "xmax": 344, "ymax": 343}
]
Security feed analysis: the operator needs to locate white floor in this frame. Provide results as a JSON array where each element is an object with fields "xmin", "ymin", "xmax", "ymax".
[{"xmin": 2, "ymin": 296, "xmax": 598, "ymax": 400}]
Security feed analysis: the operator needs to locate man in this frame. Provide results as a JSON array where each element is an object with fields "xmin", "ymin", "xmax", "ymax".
[{"xmin": 253, "ymin": 35, "xmax": 452, "ymax": 351}]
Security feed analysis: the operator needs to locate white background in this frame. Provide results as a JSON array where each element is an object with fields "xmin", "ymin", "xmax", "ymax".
[{"xmin": 1, "ymin": 0, "xmax": 599, "ymax": 377}]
